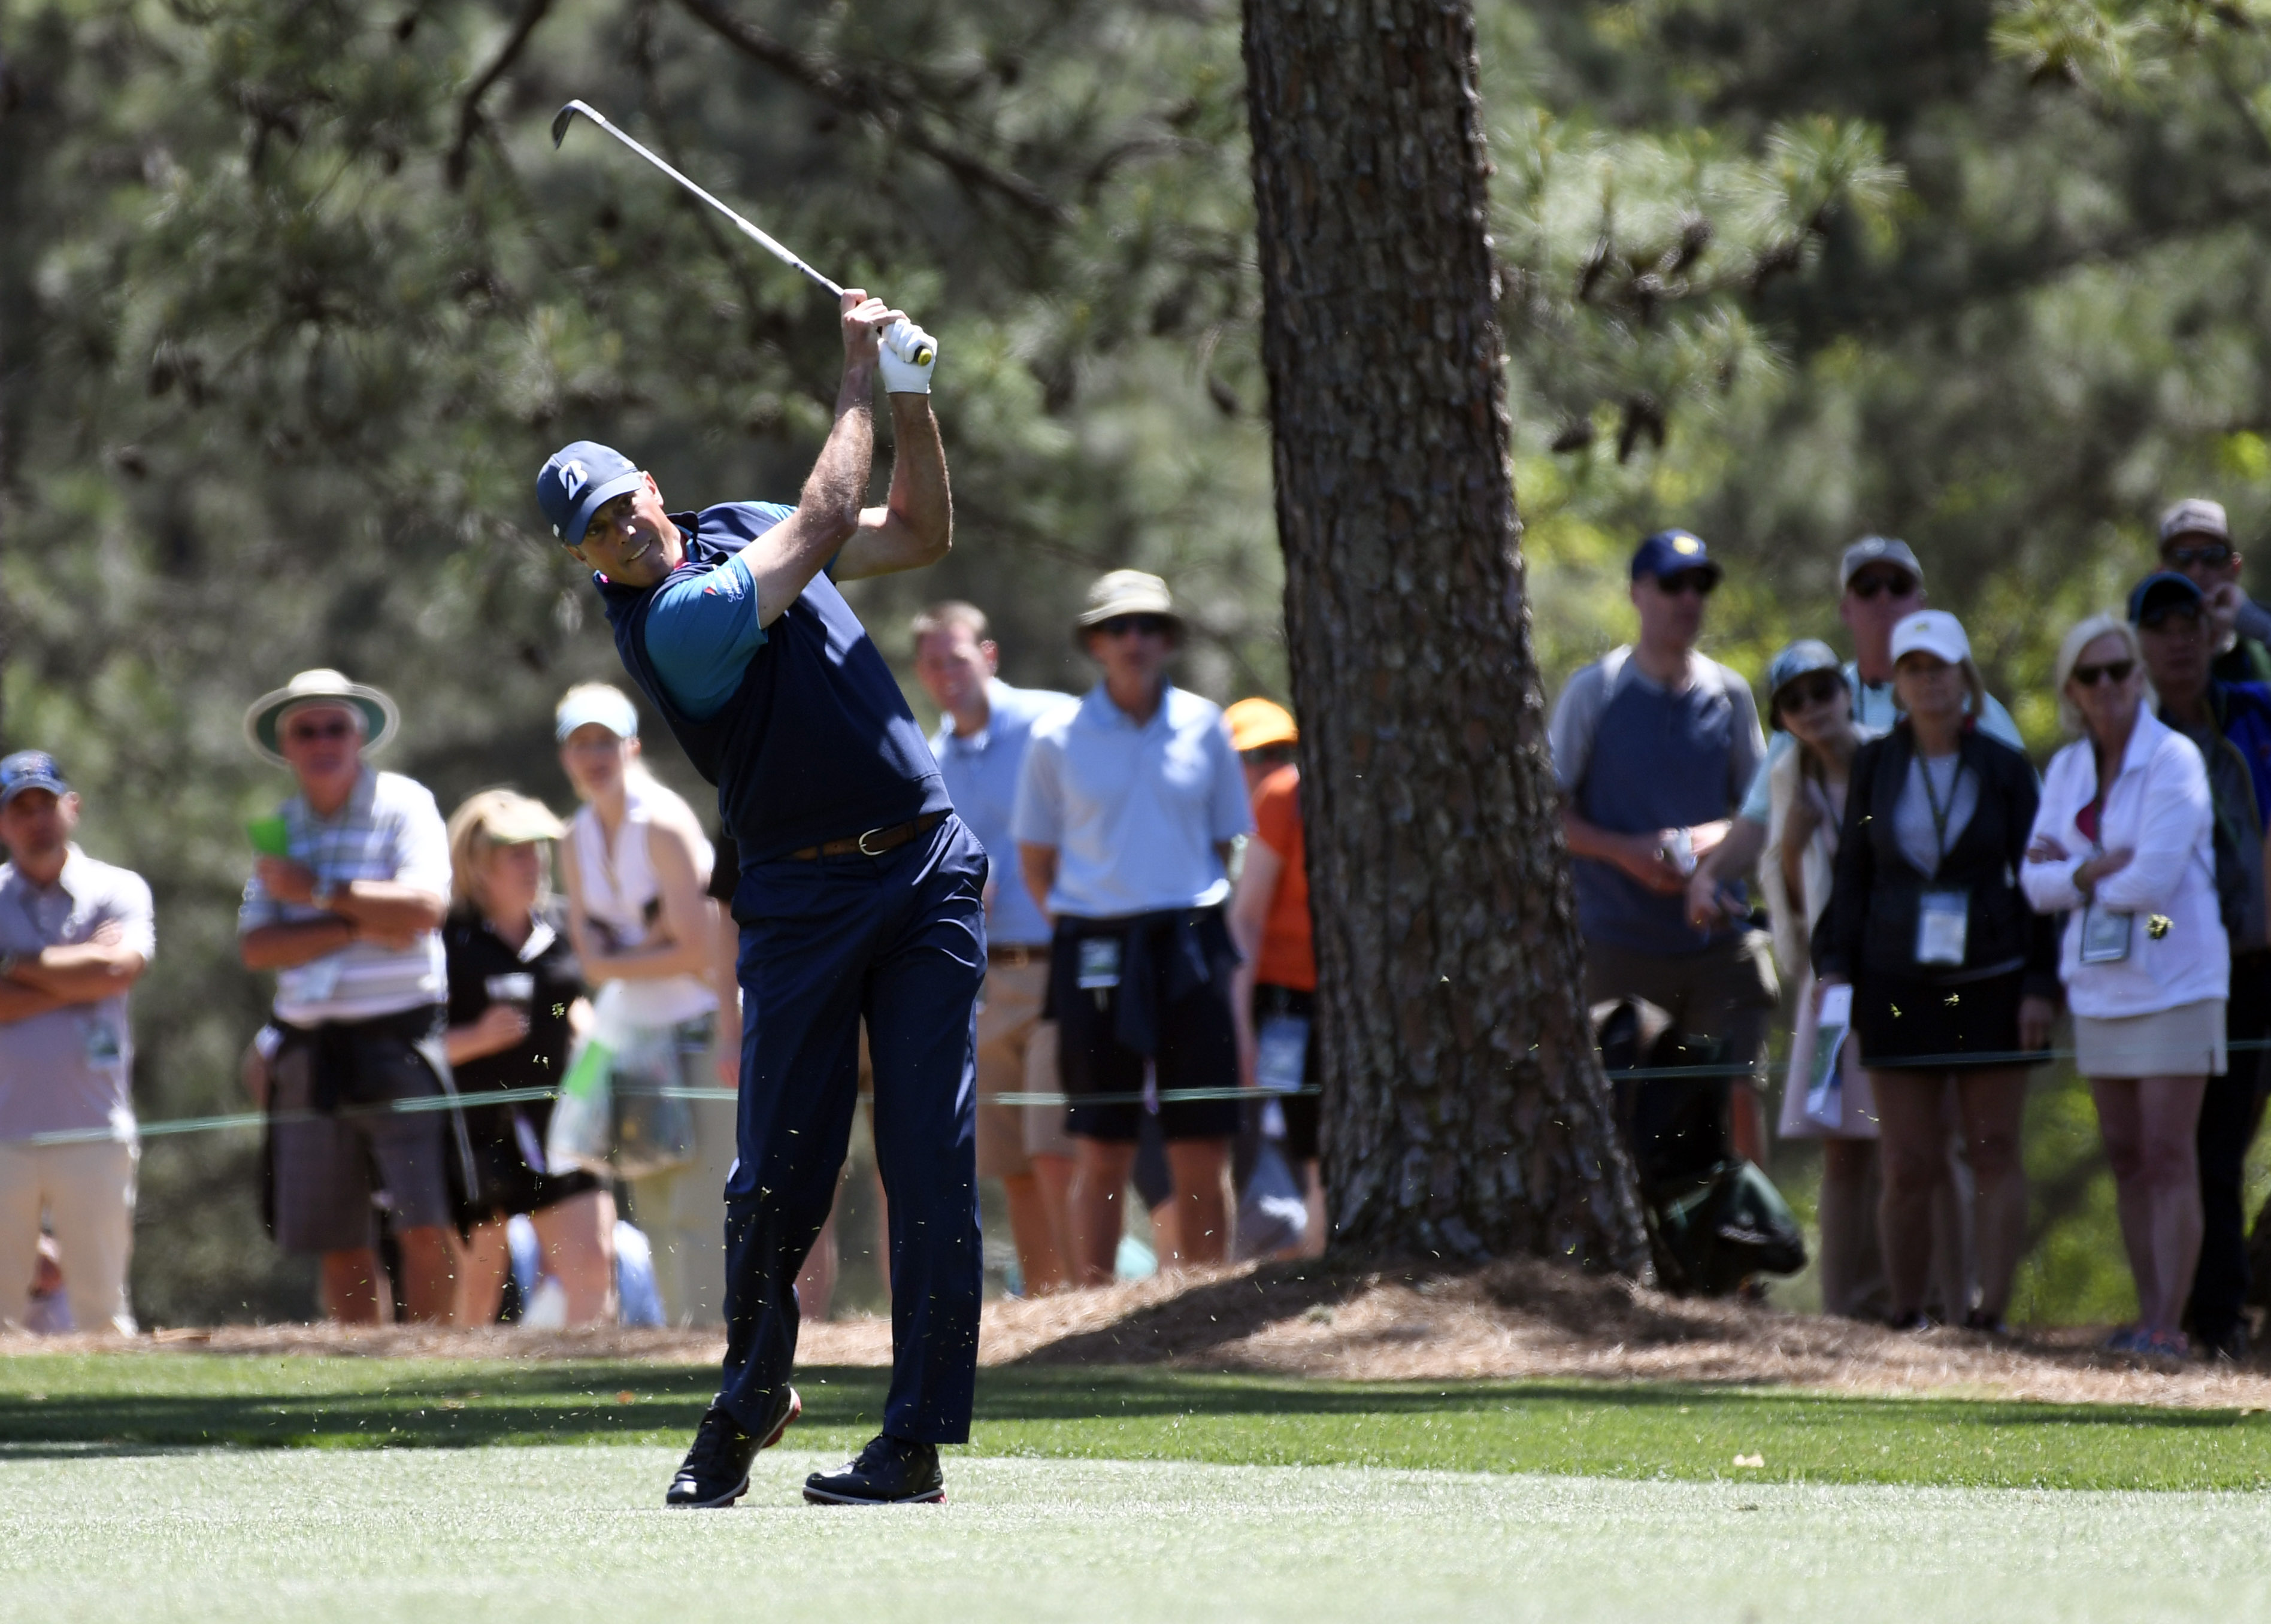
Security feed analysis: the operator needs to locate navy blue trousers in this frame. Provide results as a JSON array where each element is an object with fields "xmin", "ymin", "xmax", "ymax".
[{"xmin": 715, "ymin": 814, "xmax": 986, "ymax": 1444}]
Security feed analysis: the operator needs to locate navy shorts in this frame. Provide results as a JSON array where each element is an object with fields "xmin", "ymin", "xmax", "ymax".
[{"xmin": 1050, "ymin": 908, "xmax": 1242, "ymax": 1144}]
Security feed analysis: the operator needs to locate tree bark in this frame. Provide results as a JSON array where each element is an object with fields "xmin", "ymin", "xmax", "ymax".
[{"xmin": 1242, "ymin": 0, "xmax": 1648, "ymax": 1271}]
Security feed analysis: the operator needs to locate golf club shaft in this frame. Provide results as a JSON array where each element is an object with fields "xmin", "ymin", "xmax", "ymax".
[{"xmin": 555, "ymin": 100, "xmax": 843, "ymax": 298}]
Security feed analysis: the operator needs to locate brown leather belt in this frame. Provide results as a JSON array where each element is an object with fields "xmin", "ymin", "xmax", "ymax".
[
  {"xmin": 989, "ymin": 944, "xmax": 1049, "ymax": 969},
  {"xmin": 786, "ymin": 810, "xmax": 946, "ymax": 862}
]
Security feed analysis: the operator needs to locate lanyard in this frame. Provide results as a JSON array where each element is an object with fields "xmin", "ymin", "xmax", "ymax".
[{"xmin": 1918, "ymin": 753, "xmax": 1964, "ymax": 874}]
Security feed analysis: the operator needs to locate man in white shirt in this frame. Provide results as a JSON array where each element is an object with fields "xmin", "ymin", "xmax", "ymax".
[
  {"xmin": 238, "ymin": 669, "xmax": 465, "ymax": 1323},
  {"xmin": 913, "ymin": 601, "xmax": 1077, "ymax": 1293},
  {"xmin": 0, "ymin": 752, "xmax": 153, "ymax": 1335},
  {"xmin": 1014, "ymin": 571, "xmax": 1253, "ymax": 1286}
]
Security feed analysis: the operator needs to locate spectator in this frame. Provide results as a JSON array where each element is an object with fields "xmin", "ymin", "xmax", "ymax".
[
  {"xmin": 238, "ymin": 670, "xmax": 464, "ymax": 1325},
  {"xmin": 2025, "ymin": 614, "xmax": 2228, "ymax": 1358},
  {"xmin": 2154, "ymin": 498, "xmax": 2271, "ymax": 686},
  {"xmin": 1551, "ymin": 529, "xmax": 1775, "ymax": 1162},
  {"xmin": 913, "ymin": 601, "xmax": 1077, "ymax": 1294},
  {"xmin": 1224, "ymin": 696, "xmax": 1327, "ymax": 1258},
  {"xmin": 441, "ymin": 789, "xmax": 617, "ymax": 1326},
  {"xmin": 1691, "ymin": 643, "xmax": 1887, "ymax": 1317},
  {"xmin": 553, "ymin": 683, "xmax": 723, "ymax": 1327},
  {"xmin": 2130, "ymin": 571, "xmax": 2271, "ymax": 1359},
  {"xmin": 1815, "ymin": 612, "xmax": 2057, "ymax": 1333},
  {"xmin": 0, "ymin": 752, "xmax": 153, "ymax": 1335},
  {"xmin": 1013, "ymin": 569, "xmax": 1253, "ymax": 1286},
  {"xmin": 1735, "ymin": 535, "xmax": 2007, "ymax": 1316}
]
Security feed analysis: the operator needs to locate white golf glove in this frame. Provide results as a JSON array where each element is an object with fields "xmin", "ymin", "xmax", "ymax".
[{"xmin": 879, "ymin": 320, "xmax": 938, "ymax": 395}]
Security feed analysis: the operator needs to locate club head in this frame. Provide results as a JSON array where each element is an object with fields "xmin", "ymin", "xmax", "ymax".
[{"xmin": 550, "ymin": 101, "xmax": 592, "ymax": 150}]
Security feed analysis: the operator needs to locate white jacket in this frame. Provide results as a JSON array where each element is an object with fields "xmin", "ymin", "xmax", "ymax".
[{"xmin": 2021, "ymin": 707, "xmax": 2227, "ymax": 1018}]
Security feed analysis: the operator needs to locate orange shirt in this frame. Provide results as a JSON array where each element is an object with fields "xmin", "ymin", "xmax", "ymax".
[{"xmin": 1250, "ymin": 765, "xmax": 1316, "ymax": 991}]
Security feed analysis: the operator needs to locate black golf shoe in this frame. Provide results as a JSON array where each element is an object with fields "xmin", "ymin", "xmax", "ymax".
[
  {"xmin": 802, "ymin": 1434, "xmax": 946, "ymax": 1505},
  {"xmin": 664, "ymin": 1388, "xmax": 802, "ymax": 1508}
]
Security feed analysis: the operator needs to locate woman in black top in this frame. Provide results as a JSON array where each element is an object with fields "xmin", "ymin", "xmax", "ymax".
[
  {"xmin": 1813, "ymin": 611, "xmax": 2059, "ymax": 1334},
  {"xmin": 443, "ymin": 790, "xmax": 611, "ymax": 1326}
]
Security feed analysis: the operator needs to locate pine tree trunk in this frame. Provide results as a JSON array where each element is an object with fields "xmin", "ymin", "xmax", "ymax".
[{"xmin": 1241, "ymin": 0, "xmax": 1649, "ymax": 1271}]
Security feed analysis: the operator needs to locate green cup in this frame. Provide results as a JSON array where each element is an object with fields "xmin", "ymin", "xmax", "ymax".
[{"xmin": 246, "ymin": 815, "xmax": 290, "ymax": 858}]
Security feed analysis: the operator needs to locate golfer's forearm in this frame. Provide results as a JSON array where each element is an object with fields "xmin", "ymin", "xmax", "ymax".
[
  {"xmin": 241, "ymin": 919, "xmax": 357, "ymax": 970},
  {"xmin": 799, "ymin": 371, "xmax": 877, "ymax": 547},
  {"xmin": 883, "ymin": 395, "xmax": 952, "ymax": 563}
]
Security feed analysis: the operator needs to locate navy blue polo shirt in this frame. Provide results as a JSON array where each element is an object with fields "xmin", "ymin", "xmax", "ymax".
[{"xmin": 597, "ymin": 502, "xmax": 949, "ymax": 866}]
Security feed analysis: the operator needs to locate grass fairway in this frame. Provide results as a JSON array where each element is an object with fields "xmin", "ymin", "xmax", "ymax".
[
  {"xmin": 5, "ymin": 1356, "xmax": 2271, "ymax": 1622},
  {"xmin": 5, "ymin": 1353, "xmax": 2271, "ymax": 1489}
]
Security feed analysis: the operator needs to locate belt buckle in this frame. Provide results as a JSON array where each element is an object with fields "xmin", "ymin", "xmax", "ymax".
[{"xmin": 855, "ymin": 823, "xmax": 894, "ymax": 857}]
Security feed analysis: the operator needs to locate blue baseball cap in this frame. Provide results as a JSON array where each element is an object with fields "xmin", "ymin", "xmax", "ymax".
[
  {"xmin": 1764, "ymin": 640, "xmax": 1845, "ymax": 729},
  {"xmin": 2128, "ymin": 569, "xmax": 2205, "ymax": 626},
  {"xmin": 536, "ymin": 441, "xmax": 646, "ymax": 547},
  {"xmin": 0, "ymin": 750, "xmax": 70, "ymax": 806},
  {"xmin": 1630, "ymin": 528, "xmax": 1722, "ymax": 584}
]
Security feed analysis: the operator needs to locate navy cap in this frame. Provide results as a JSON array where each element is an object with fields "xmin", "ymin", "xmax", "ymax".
[
  {"xmin": 0, "ymin": 750, "xmax": 69, "ymax": 807},
  {"xmin": 1630, "ymin": 528, "xmax": 1722, "ymax": 584},
  {"xmin": 1765, "ymin": 640, "xmax": 1845, "ymax": 728},
  {"xmin": 536, "ymin": 441, "xmax": 646, "ymax": 547},
  {"xmin": 2128, "ymin": 570, "xmax": 2205, "ymax": 626}
]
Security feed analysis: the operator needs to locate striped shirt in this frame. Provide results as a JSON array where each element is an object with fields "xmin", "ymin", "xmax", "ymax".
[{"xmin": 238, "ymin": 768, "xmax": 450, "ymax": 1025}]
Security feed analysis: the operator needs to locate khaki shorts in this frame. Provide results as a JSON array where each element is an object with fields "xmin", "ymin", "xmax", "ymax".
[{"xmin": 975, "ymin": 953, "xmax": 1076, "ymax": 1177}]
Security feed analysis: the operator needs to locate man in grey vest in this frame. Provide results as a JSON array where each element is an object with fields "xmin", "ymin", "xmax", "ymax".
[{"xmin": 1551, "ymin": 529, "xmax": 1775, "ymax": 1162}]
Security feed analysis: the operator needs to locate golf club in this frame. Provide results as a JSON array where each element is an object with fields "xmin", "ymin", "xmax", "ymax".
[{"xmin": 552, "ymin": 98, "xmax": 933, "ymax": 368}]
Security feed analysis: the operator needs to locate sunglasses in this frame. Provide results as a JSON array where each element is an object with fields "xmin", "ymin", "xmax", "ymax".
[
  {"xmin": 2071, "ymin": 659, "xmax": 2136, "ymax": 687},
  {"xmin": 1776, "ymin": 673, "xmax": 1846, "ymax": 713},
  {"xmin": 1848, "ymin": 572, "xmax": 1918, "ymax": 601},
  {"xmin": 2139, "ymin": 602, "xmax": 2203, "ymax": 631},
  {"xmin": 2161, "ymin": 543, "xmax": 2234, "ymax": 569},
  {"xmin": 1094, "ymin": 614, "xmax": 1173, "ymax": 639},
  {"xmin": 1654, "ymin": 571, "xmax": 1717, "ymax": 598},
  {"xmin": 284, "ymin": 719, "xmax": 355, "ymax": 743}
]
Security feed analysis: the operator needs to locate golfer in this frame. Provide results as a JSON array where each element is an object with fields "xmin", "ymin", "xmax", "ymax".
[{"xmin": 537, "ymin": 292, "xmax": 974, "ymax": 1508}]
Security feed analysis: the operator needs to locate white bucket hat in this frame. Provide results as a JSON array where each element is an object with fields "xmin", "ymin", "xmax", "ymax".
[{"xmin": 244, "ymin": 669, "xmax": 401, "ymax": 766}]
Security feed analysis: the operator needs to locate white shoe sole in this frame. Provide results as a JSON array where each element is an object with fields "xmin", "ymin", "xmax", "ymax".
[{"xmin": 800, "ymin": 1484, "xmax": 947, "ymax": 1507}]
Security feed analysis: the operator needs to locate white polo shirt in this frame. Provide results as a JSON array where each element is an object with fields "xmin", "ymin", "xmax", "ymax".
[
  {"xmin": 0, "ymin": 847, "xmax": 155, "ymax": 1144},
  {"xmin": 238, "ymin": 768, "xmax": 450, "ymax": 1025},
  {"xmin": 1012, "ymin": 683, "xmax": 1253, "ymax": 920}
]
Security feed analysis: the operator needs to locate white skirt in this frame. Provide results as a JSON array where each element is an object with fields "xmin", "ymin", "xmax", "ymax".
[{"xmin": 2073, "ymin": 999, "xmax": 2227, "ymax": 1079}]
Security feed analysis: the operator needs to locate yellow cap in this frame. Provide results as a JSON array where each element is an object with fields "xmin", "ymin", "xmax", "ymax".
[{"xmin": 1224, "ymin": 697, "xmax": 1298, "ymax": 753}]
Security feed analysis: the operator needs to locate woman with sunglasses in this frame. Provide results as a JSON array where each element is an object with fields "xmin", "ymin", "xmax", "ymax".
[
  {"xmin": 1815, "ymin": 611, "xmax": 2058, "ymax": 1333},
  {"xmin": 1694, "ymin": 641, "xmax": 1887, "ymax": 1315},
  {"xmin": 2024, "ymin": 614, "xmax": 2228, "ymax": 1357}
]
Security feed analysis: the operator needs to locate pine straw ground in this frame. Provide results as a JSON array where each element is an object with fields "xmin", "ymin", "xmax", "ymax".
[{"xmin": 14, "ymin": 1258, "xmax": 2271, "ymax": 1409}]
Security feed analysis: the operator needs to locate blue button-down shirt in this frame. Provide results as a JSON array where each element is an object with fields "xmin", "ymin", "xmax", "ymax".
[
  {"xmin": 1012, "ymin": 683, "xmax": 1254, "ymax": 920},
  {"xmin": 931, "ymin": 680, "xmax": 1074, "ymax": 947}
]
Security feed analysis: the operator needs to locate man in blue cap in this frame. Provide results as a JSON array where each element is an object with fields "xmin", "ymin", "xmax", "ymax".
[
  {"xmin": 538, "ymin": 290, "xmax": 975, "ymax": 1507},
  {"xmin": 2130, "ymin": 569, "xmax": 2271, "ymax": 1359},
  {"xmin": 1549, "ymin": 529, "xmax": 1774, "ymax": 1164}
]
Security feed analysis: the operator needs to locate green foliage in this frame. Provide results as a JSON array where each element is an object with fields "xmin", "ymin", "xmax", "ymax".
[{"xmin": 2, "ymin": 0, "xmax": 2261, "ymax": 1319}]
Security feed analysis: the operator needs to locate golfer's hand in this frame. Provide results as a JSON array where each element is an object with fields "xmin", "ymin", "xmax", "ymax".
[
  {"xmin": 838, "ymin": 290, "xmax": 903, "ymax": 374},
  {"xmin": 879, "ymin": 319, "xmax": 938, "ymax": 395},
  {"xmin": 2018, "ymin": 995, "xmax": 2057, "ymax": 1053},
  {"xmin": 257, "ymin": 858, "xmax": 319, "ymax": 905}
]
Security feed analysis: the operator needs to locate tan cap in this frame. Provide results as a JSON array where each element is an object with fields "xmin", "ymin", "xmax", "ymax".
[
  {"xmin": 449, "ymin": 789, "xmax": 567, "ymax": 851},
  {"xmin": 2158, "ymin": 496, "xmax": 2231, "ymax": 546},
  {"xmin": 1076, "ymin": 569, "xmax": 1183, "ymax": 642},
  {"xmin": 1224, "ymin": 697, "xmax": 1298, "ymax": 752}
]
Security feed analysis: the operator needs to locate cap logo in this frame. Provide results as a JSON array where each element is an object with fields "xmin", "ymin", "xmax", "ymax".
[
  {"xmin": 559, "ymin": 460, "xmax": 591, "ymax": 502},
  {"xmin": 1673, "ymin": 535, "xmax": 1700, "ymax": 555}
]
